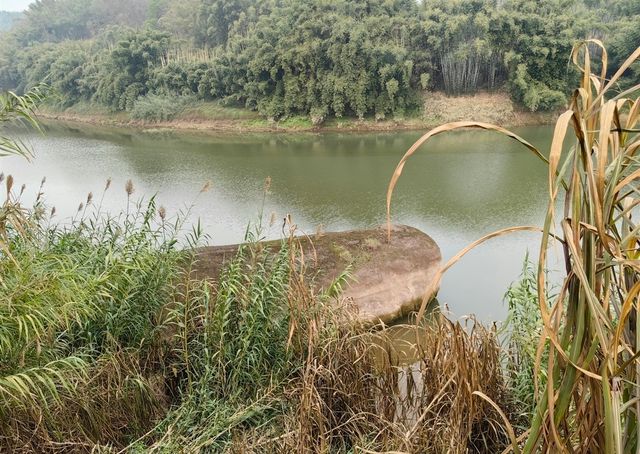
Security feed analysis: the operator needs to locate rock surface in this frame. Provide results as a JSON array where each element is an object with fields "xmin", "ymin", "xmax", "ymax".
[{"xmin": 192, "ymin": 224, "xmax": 441, "ymax": 325}]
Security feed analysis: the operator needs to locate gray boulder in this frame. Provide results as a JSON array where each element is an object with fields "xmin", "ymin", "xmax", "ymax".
[{"xmin": 192, "ymin": 224, "xmax": 441, "ymax": 325}]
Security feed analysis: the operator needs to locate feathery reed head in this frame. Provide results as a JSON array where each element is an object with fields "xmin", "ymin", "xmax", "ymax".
[
  {"xmin": 6, "ymin": 174, "xmax": 13, "ymax": 195},
  {"xmin": 125, "ymin": 179, "xmax": 134, "ymax": 196}
]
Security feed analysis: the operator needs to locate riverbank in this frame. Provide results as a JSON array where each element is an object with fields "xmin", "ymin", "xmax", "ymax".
[{"xmin": 37, "ymin": 91, "xmax": 558, "ymax": 133}]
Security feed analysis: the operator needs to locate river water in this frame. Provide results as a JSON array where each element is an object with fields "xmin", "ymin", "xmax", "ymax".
[{"xmin": 2, "ymin": 121, "xmax": 562, "ymax": 321}]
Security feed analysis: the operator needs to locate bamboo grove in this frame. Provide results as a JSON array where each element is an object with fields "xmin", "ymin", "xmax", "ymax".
[{"xmin": 0, "ymin": 0, "xmax": 638, "ymax": 123}]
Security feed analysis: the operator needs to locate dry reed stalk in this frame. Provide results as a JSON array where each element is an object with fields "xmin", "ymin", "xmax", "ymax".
[
  {"xmin": 281, "ymin": 312, "xmax": 511, "ymax": 453},
  {"xmin": 386, "ymin": 41, "xmax": 640, "ymax": 453}
]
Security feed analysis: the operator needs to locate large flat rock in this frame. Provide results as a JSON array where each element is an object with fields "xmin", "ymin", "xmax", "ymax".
[{"xmin": 192, "ymin": 225, "xmax": 441, "ymax": 325}]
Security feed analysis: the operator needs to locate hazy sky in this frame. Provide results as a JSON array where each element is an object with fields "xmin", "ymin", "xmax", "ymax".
[{"xmin": 1, "ymin": 0, "xmax": 32, "ymax": 12}]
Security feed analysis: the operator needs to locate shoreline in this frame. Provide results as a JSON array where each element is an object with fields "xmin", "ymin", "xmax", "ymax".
[
  {"xmin": 36, "ymin": 110, "xmax": 437, "ymax": 134},
  {"xmin": 36, "ymin": 92, "xmax": 559, "ymax": 134}
]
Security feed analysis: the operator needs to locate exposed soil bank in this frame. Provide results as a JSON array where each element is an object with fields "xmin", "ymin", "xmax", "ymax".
[{"xmin": 37, "ymin": 91, "xmax": 558, "ymax": 134}]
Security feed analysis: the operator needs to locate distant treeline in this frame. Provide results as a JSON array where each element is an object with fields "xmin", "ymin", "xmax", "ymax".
[
  {"xmin": 0, "ymin": 11, "xmax": 23, "ymax": 31},
  {"xmin": 0, "ymin": 0, "xmax": 638, "ymax": 123}
]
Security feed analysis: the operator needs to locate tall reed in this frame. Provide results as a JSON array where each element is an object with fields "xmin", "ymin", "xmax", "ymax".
[
  {"xmin": 0, "ymin": 178, "xmax": 199, "ymax": 451},
  {"xmin": 0, "ymin": 177, "xmax": 519, "ymax": 451},
  {"xmin": 387, "ymin": 41, "xmax": 640, "ymax": 452}
]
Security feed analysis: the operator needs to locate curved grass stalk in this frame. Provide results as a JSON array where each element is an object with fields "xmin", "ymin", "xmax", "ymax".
[
  {"xmin": 0, "ymin": 84, "xmax": 48, "ymax": 159},
  {"xmin": 386, "ymin": 121, "xmax": 550, "ymax": 240},
  {"xmin": 387, "ymin": 42, "xmax": 640, "ymax": 452}
]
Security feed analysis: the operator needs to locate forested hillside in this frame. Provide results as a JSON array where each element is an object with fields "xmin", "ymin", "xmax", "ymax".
[
  {"xmin": 0, "ymin": 11, "xmax": 22, "ymax": 31},
  {"xmin": 0, "ymin": 0, "xmax": 637, "ymax": 123}
]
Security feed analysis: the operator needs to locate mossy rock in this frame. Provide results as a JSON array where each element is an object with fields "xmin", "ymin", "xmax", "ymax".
[{"xmin": 192, "ymin": 225, "xmax": 441, "ymax": 325}]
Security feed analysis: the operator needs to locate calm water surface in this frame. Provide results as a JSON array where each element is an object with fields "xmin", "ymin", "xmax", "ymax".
[{"xmin": 2, "ymin": 121, "xmax": 563, "ymax": 321}]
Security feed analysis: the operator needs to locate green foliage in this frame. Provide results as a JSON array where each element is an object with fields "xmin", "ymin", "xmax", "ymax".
[
  {"xmin": 147, "ymin": 235, "xmax": 296, "ymax": 452},
  {"xmin": 95, "ymin": 28, "xmax": 170, "ymax": 110},
  {"xmin": 196, "ymin": 0, "xmax": 248, "ymax": 47},
  {"xmin": 156, "ymin": 0, "xmax": 199, "ymax": 41},
  {"xmin": 223, "ymin": 0, "xmax": 422, "ymax": 121},
  {"xmin": 503, "ymin": 255, "xmax": 549, "ymax": 426},
  {"xmin": 13, "ymin": 0, "xmax": 149, "ymax": 44},
  {"xmin": 130, "ymin": 93, "xmax": 195, "ymax": 121},
  {"xmin": 147, "ymin": 0, "xmax": 170, "ymax": 25},
  {"xmin": 0, "ymin": 0, "xmax": 637, "ymax": 119},
  {"xmin": 0, "ymin": 176, "xmax": 303, "ymax": 451},
  {"xmin": 421, "ymin": 0, "xmax": 500, "ymax": 95},
  {"xmin": 608, "ymin": 15, "xmax": 640, "ymax": 89},
  {"xmin": 0, "ymin": 177, "xmax": 201, "ymax": 450},
  {"xmin": 489, "ymin": 0, "xmax": 579, "ymax": 111},
  {"xmin": 0, "ymin": 84, "xmax": 48, "ymax": 158}
]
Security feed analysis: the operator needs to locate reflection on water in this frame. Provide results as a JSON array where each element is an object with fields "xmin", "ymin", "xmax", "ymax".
[
  {"xmin": 1, "ymin": 121, "xmax": 562, "ymax": 321},
  {"xmin": 370, "ymin": 304, "xmax": 495, "ymax": 426}
]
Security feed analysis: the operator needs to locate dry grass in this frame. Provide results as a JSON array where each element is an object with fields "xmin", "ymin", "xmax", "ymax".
[
  {"xmin": 422, "ymin": 91, "xmax": 557, "ymax": 127},
  {"xmin": 386, "ymin": 41, "xmax": 640, "ymax": 453},
  {"xmin": 277, "ymin": 314, "xmax": 513, "ymax": 454}
]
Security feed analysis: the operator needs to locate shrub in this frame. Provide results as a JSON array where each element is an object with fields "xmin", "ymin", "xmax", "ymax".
[
  {"xmin": 503, "ymin": 255, "xmax": 551, "ymax": 428},
  {"xmin": 521, "ymin": 82, "xmax": 566, "ymax": 112},
  {"xmin": 129, "ymin": 93, "xmax": 195, "ymax": 122}
]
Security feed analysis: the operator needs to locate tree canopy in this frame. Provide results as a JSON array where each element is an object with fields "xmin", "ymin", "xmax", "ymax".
[{"xmin": 0, "ymin": 0, "xmax": 637, "ymax": 122}]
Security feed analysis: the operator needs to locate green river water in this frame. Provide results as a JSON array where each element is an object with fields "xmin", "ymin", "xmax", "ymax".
[{"xmin": 2, "ymin": 121, "xmax": 561, "ymax": 321}]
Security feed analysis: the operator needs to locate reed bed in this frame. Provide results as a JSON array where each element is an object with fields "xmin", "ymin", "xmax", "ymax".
[
  {"xmin": 387, "ymin": 41, "xmax": 640, "ymax": 453},
  {"xmin": 0, "ymin": 171, "xmax": 517, "ymax": 452},
  {"xmin": 0, "ymin": 178, "xmax": 195, "ymax": 452}
]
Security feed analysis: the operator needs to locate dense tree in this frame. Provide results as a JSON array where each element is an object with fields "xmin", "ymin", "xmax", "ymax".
[
  {"xmin": 196, "ymin": 0, "xmax": 249, "ymax": 47},
  {"xmin": 221, "ymin": 0, "xmax": 423, "ymax": 121},
  {"xmin": 0, "ymin": 0, "xmax": 636, "ymax": 120},
  {"xmin": 156, "ymin": 0, "xmax": 199, "ymax": 42},
  {"xmin": 488, "ymin": 0, "xmax": 581, "ymax": 111},
  {"xmin": 421, "ymin": 0, "xmax": 501, "ymax": 95},
  {"xmin": 604, "ymin": 0, "xmax": 640, "ymax": 88},
  {"xmin": 13, "ymin": 0, "xmax": 150, "ymax": 45},
  {"xmin": 94, "ymin": 28, "xmax": 170, "ymax": 110}
]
